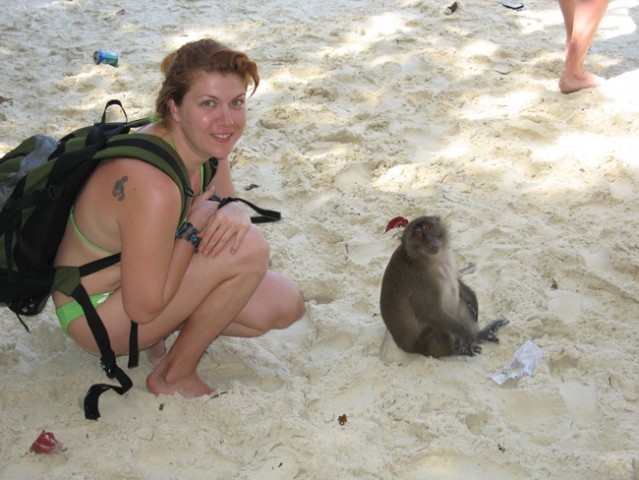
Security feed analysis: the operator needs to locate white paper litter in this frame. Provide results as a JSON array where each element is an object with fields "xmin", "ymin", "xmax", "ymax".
[{"xmin": 492, "ymin": 340, "xmax": 542, "ymax": 385}]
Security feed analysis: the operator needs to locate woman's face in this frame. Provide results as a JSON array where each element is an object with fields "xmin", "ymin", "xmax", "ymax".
[{"xmin": 170, "ymin": 71, "xmax": 248, "ymax": 161}]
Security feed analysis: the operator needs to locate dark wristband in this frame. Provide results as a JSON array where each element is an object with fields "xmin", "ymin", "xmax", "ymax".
[{"xmin": 175, "ymin": 222, "xmax": 200, "ymax": 250}]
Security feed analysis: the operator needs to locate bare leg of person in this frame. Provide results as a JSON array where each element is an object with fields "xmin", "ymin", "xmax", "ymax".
[
  {"xmin": 66, "ymin": 228, "xmax": 301, "ymax": 398},
  {"xmin": 145, "ymin": 272, "xmax": 261, "ymax": 397},
  {"xmin": 145, "ymin": 339, "xmax": 167, "ymax": 367},
  {"xmin": 146, "ymin": 269, "xmax": 303, "ymax": 395},
  {"xmin": 559, "ymin": 0, "xmax": 610, "ymax": 93},
  {"xmin": 221, "ymin": 270, "xmax": 305, "ymax": 338},
  {"xmin": 559, "ymin": 0, "xmax": 576, "ymax": 41},
  {"xmin": 146, "ymin": 229, "xmax": 270, "ymax": 397}
]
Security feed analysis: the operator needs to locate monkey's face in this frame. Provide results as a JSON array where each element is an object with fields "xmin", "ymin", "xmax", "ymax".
[{"xmin": 402, "ymin": 216, "xmax": 448, "ymax": 258}]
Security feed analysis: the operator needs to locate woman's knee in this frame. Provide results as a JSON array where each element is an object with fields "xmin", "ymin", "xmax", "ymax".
[
  {"xmin": 272, "ymin": 281, "xmax": 306, "ymax": 329},
  {"xmin": 186, "ymin": 226, "xmax": 268, "ymax": 291},
  {"xmin": 291, "ymin": 284, "xmax": 306, "ymax": 321},
  {"xmin": 205, "ymin": 226, "xmax": 269, "ymax": 278},
  {"xmin": 235, "ymin": 226, "xmax": 270, "ymax": 272}
]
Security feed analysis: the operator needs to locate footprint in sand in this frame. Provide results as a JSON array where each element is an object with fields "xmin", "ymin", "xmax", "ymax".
[
  {"xmin": 546, "ymin": 290, "xmax": 584, "ymax": 324},
  {"xmin": 304, "ymin": 188, "xmax": 340, "ymax": 211},
  {"xmin": 501, "ymin": 390, "xmax": 566, "ymax": 446},
  {"xmin": 581, "ymin": 246, "xmax": 612, "ymax": 273},
  {"xmin": 404, "ymin": 452, "xmax": 528, "ymax": 480},
  {"xmin": 464, "ymin": 411, "xmax": 490, "ymax": 435},
  {"xmin": 254, "ymin": 445, "xmax": 300, "ymax": 479},
  {"xmin": 333, "ymin": 163, "xmax": 370, "ymax": 191},
  {"xmin": 557, "ymin": 380, "xmax": 598, "ymax": 426},
  {"xmin": 346, "ymin": 237, "xmax": 395, "ymax": 267},
  {"xmin": 313, "ymin": 331, "xmax": 355, "ymax": 353},
  {"xmin": 547, "ymin": 347, "xmax": 580, "ymax": 376},
  {"xmin": 304, "ymin": 374, "xmax": 388, "ymax": 422}
]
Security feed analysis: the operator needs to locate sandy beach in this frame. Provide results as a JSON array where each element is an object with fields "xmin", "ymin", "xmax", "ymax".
[{"xmin": 1, "ymin": 0, "xmax": 638, "ymax": 478}]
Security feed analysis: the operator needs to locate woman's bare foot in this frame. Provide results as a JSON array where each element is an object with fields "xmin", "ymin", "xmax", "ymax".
[
  {"xmin": 146, "ymin": 364, "xmax": 215, "ymax": 398},
  {"xmin": 559, "ymin": 70, "xmax": 604, "ymax": 94},
  {"xmin": 145, "ymin": 340, "xmax": 167, "ymax": 367}
]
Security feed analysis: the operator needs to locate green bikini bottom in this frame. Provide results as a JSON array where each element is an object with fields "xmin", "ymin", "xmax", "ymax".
[{"xmin": 55, "ymin": 292, "xmax": 111, "ymax": 334}]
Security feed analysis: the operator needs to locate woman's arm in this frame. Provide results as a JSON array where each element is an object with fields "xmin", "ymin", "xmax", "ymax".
[
  {"xmin": 117, "ymin": 161, "xmax": 216, "ymax": 324},
  {"xmin": 199, "ymin": 158, "xmax": 252, "ymax": 256}
]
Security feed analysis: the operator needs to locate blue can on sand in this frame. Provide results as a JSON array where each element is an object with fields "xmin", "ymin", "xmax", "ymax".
[{"xmin": 94, "ymin": 50, "xmax": 118, "ymax": 67}]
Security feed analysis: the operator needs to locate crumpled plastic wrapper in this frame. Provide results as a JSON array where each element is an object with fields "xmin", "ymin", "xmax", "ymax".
[{"xmin": 491, "ymin": 340, "xmax": 542, "ymax": 385}]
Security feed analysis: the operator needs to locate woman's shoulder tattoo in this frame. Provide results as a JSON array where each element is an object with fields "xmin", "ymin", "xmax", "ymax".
[{"xmin": 112, "ymin": 176, "xmax": 129, "ymax": 201}]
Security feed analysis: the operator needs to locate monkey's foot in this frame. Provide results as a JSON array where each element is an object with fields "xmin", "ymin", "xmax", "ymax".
[
  {"xmin": 456, "ymin": 340, "xmax": 482, "ymax": 356},
  {"xmin": 478, "ymin": 318, "xmax": 509, "ymax": 343},
  {"xmin": 457, "ymin": 263, "xmax": 476, "ymax": 278}
]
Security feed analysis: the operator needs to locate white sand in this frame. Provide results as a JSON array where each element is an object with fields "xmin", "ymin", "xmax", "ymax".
[{"xmin": 1, "ymin": 0, "xmax": 638, "ymax": 478}]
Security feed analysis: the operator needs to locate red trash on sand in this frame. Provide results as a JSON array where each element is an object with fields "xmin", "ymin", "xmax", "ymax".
[{"xmin": 29, "ymin": 431, "xmax": 66, "ymax": 454}]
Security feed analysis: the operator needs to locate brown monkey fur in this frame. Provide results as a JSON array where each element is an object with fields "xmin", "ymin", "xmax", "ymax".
[{"xmin": 380, "ymin": 216, "xmax": 507, "ymax": 358}]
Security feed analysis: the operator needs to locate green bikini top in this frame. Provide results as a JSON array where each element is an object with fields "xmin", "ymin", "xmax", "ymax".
[{"xmin": 69, "ymin": 207, "xmax": 115, "ymax": 255}]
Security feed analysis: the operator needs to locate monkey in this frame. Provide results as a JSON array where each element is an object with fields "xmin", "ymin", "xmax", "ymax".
[{"xmin": 380, "ymin": 216, "xmax": 508, "ymax": 358}]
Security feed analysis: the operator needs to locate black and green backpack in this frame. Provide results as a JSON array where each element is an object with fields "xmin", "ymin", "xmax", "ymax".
[{"xmin": 0, "ymin": 100, "xmax": 217, "ymax": 419}]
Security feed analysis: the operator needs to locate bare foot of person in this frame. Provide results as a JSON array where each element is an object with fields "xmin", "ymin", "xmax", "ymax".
[
  {"xmin": 559, "ymin": 70, "xmax": 604, "ymax": 94},
  {"xmin": 146, "ymin": 365, "xmax": 215, "ymax": 398},
  {"xmin": 145, "ymin": 340, "xmax": 167, "ymax": 367}
]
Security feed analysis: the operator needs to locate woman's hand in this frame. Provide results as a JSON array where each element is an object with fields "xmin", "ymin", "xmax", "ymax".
[
  {"xmin": 198, "ymin": 197, "xmax": 251, "ymax": 256},
  {"xmin": 187, "ymin": 182, "xmax": 220, "ymax": 231}
]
